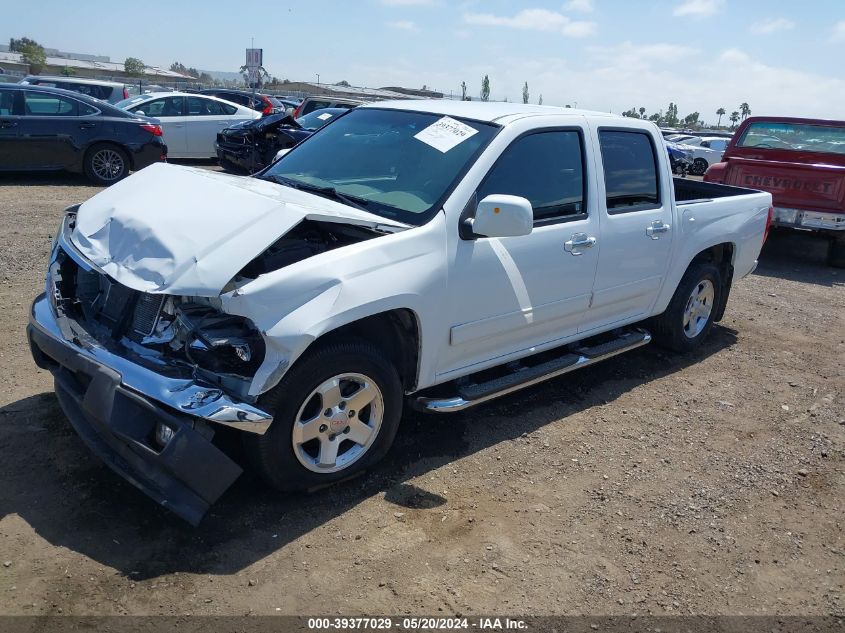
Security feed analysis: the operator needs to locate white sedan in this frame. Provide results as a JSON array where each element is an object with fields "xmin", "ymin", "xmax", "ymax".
[
  {"xmin": 674, "ymin": 140, "xmax": 726, "ymax": 175},
  {"xmin": 116, "ymin": 92, "xmax": 260, "ymax": 158}
]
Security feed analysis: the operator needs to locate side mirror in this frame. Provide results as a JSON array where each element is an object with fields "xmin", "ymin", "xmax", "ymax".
[
  {"xmin": 285, "ymin": 106, "xmax": 295, "ymax": 117},
  {"xmin": 274, "ymin": 148, "xmax": 291, "ymax": 161},
  {"xmin": 135, "ymin": 110, "xmax": 145, "ymax": 117},
  {"xmin": 466, "ymin": 195, "xmax": 533, "ymax": 239}
]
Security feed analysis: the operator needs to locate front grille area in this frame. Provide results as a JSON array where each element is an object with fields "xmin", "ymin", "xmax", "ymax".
[{"xmin": 53, "ymin": 248, "xmax": 164, "ymax": 342}]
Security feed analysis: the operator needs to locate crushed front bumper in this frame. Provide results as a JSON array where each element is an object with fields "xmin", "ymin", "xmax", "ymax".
[{"xmin": 28, "ymin": 292, "xmax": 273, "ymax": 524}]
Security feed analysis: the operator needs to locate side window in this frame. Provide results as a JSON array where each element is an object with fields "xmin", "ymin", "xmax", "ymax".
[
  {"xmin": 135, "ymin": 96, "xmax": 183, "ymax": 117},
  {"xmin": 79, "ymin": 102, "xmax": 99, "ymax": 116},
  {"xmin": 24, "ymin": 92, "xmax": 78, "ymax": 116},
  {"xmin": 0, "ymin": 91, "xmax": 15, "ymax": 115},
  {"xmin": 598, "ymin": 130, "xmax": 660, "ymax": 212},
  {"xmin": 219, "ymin": 102, "xmax": 237, "ymax": 115},
  {"xmin": 186, "ymin": 96, "xmax": 224, "ymax": 115},
  {"xmin": 478, "ymin": 131, "xmax": 585, "ymax": 223},
  {"xmin": 303, "ymin": 100, "xmax": 331, "ymax": 115}
]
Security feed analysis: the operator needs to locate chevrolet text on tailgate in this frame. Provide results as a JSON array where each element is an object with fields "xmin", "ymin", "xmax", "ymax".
[
  {"xmin": 704, "ymin": 116, "xmax": 845, "ymax": 267},
  {"xmin": 28, "ymin": 101, "xmax": 772, "ymax": 524}
]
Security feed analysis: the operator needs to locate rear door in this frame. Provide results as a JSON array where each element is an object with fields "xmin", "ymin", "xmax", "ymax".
[
  {"xmin": 0, "ymin": 90, "xmax": 22, "ymax": 168},
  {"xmin": 583, "ymin": 126, "xmax": 674, "ymax": 332}
]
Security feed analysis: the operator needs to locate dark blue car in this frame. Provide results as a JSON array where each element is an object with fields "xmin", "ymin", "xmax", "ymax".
[{"xmin": 216, "ymin": 107, "xmax": 348, "ymax": 174}]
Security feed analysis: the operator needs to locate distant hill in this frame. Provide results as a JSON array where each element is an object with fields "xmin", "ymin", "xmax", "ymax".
[{"xmin": 199, "ymin": 70, "xmax": 243, "ymax": 82}]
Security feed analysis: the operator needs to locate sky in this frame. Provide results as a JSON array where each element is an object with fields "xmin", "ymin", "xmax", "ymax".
[{"xmin": 5, "ymin": 0, "xmax": 845, "ymax": 123}]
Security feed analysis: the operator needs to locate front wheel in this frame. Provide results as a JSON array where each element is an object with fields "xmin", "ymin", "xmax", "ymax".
[
  {"xmin": 651, "ymin": 261, "xmax": 723, "ymax": 353},
  {"xmin": 244, "ymin": 340, "xmax": 403, "ymax": 491},
  {"xmin": 828, "ymin": 235, "xmax": 845, "ymax": 268}
]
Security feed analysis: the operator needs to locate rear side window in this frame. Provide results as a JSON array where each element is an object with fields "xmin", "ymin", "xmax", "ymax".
[
  {"xmin": 24, "ymin": 92, "xmax": 78, "ymax": 116},
  {"xmin": 478, "ymin": 131, "xmax": 585, "ymax": 223},
  {"xmin": 598, "ymin": 130, "xmax": 660, "ymax": 212}
]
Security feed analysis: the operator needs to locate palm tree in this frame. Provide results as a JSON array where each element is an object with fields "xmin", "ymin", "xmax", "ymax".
[
  {"xmin": 740, "ymin": 102, "xmax": 751, "ymax": 120},
  {"xmin": 716, "ymin": 107, "xmax": 725, "ymax": 127},
  {"xmin": 729, "ymin": 111, "xmax": 740, "ymax": 129},
  {"xmin": 639, "ymin": 107, "xmax": 646, "ymax": 118}
]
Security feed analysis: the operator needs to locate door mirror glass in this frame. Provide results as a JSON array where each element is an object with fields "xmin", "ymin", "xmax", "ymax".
[
  {"xmin": 135, "ymin": 110, "xmax": 145, "ymax": 117},
  {"xmin": 469, "ymin": 195, "xmax": 533, "ymax": 238}
]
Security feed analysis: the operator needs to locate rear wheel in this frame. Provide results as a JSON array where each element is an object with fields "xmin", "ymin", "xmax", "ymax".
[
  {"xmin": 84, "ymin": 143, "xmax": 130, "ymax": 185},
  {"xmin": 692, "ymin": 158, "xmax": 708, "ymax": 176},
  {"xmin": 651, "ymin": 261, "xmax": 723, "ymax": 353},
  {"xmin": 244, "ymin": 340, "xmax": 403, "ymax": 491}
]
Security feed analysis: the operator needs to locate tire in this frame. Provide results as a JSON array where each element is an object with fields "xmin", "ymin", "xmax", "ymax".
[
  {"xmin": 84, "ymin": 143, "xmax": 130, "ymax": 185},
  {"xmin": 827, "ymin": 236, "xmax": 845, "ymax": 268},
  {"xmin": 692, "ymin": 158, "xmax": 708, "ymax": 176},
  {"xmin": 244, "ymin": 340, "xmax": 403, "ymax": 492},
  {"xmin": 651, "ymin": 261, "xmax": 723, "ymax": 353}
]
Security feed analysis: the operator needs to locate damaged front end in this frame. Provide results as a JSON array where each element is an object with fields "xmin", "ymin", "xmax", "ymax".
[
  {"xmin": 216, "ymin": 114, "xmax": 310, "ymax": 174},
  {"xmin": 28, "ymin": 198, "xmax": 393, "ymax": 524},
  {"xmin": 27, "ymin": 210, "xmax": 274, "ymax": 525}
]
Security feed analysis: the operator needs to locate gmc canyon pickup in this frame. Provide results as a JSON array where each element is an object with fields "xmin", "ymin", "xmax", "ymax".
[{"xmin": 28, "ymin": 101, "xmax": 773, "ymax": 524}]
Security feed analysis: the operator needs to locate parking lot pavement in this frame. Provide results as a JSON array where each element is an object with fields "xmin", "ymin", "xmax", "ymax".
[{"xmin": 0, "ymin": 172, "xmax": 842, "ymax": 616}]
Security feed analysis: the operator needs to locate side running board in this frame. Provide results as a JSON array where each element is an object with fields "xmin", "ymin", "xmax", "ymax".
[{"xmin": 414, "ymin": 328, "xmax": 651, "ymax": 413}]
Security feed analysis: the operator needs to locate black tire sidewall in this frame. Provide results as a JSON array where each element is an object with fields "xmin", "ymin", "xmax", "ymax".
[
  {"xmin": 828, "ymin": 236, "xmax": 845, "ymax": 268},
  {"xmin": 245, "ymin": 341, "xmax": 403, "ymax": 491},
  {"xmin": 655, "ymin": 261, "xmax": 722, "ymax": 352},
  {"xmin": 693, "ymin": 158, "xmax": 708, "ymax": 175},
  {"xmin": 84, "ymin": 143, "xmax": 130, "ymax": 185}
]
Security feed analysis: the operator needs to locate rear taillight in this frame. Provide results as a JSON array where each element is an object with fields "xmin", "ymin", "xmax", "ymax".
[
  {"xmin": 123, "ymin": 87, "xmax": 129, "ymax": 100},
  {"xmin": 261, "ymin": 96, "xmax": 273, "ymax": 115},
  {"xmin": 140, "ymin": 123, "xmax": 163, "ymax": 137},
  {"xmin": 292, "ymin": 103, "xmax": 303, "ymax": 118},
  {"xmin": 763, "ymin": 205, "xmax": 774, "ymax": 243}
]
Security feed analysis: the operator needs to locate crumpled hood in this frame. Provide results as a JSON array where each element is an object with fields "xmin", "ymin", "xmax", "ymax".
[{"xmin": 71, "ymin": 163, "xmax": 405, "ymax": 296}]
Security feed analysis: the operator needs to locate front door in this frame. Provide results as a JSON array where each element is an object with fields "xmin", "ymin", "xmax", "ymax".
[
  {"xmin": 583, "ymin": 127, "xmax": 674, "ymax": 332},
  {"xmin": 438, "ymin": 126, "xmax": 600, "ymax": 378},
  {"xmin": 132, "ymin": 96, "xmax": 187, "ymax": 156},
  {"xmin": 185, "ymin": 96, "xmax": 238, "ymax": 157},
  {"xmin": 18, "ymin": 90, "xmax": 82, "ymax": 169},
  {"xmin": 0, "ymin": 90, "xmax": 21, "ymax": 168}
]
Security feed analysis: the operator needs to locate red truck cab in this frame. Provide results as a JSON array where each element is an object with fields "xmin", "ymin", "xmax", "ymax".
[{"xmin": 704, "ymin": 116, "xmax": 845, "ymax": 267}]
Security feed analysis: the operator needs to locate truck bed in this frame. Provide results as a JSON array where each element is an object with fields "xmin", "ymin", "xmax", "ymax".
[{"xmin": 673, "ymin": 177, "xmax": 761, "ymax": 205}]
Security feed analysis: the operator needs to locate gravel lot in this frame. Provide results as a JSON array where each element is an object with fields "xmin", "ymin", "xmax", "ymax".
[{"xmin": 0, "ymin": 167, "xmax": 842, "ymax": 616}]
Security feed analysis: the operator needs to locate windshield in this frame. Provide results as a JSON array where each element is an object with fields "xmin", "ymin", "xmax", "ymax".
[
  {"xmin": 738, "ymin": 121, "xmax": 845, "ymax": 155},
  {"xmin": 262, "ymin": 108, "xmax": 499, "ymax": 225}
]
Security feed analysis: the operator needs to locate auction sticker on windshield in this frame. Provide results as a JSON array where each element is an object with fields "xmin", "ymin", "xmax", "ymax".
[{"xmin": 414, "ymin": 116, "xmax": 479, "ymax": 153}]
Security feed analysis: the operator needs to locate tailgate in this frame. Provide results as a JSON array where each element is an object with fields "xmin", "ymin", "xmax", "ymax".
[{"xmin": 722, "ymin": 158, "xmax": 845, "ymax": 214}]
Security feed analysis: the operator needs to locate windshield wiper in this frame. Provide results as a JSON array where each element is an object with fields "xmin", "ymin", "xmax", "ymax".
[{"xmin": 259, "ymin": 174, "xmax": 371, "ymax": 212}]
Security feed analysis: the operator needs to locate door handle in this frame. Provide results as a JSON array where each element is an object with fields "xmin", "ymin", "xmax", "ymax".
[
  {"xmin": 79, "ymin": 122, "xmax": 96, "ymax": 129},
  {"xmin": 0, "ymin": 121, "xmax": 17, "ymax": 129},
  {"xmin": 646, "ymin": 220, "xmax": 671, "ymax": 239},
  {"xmin": 564, "ymin": 233, "xmax": 597, "ymax": 255}
]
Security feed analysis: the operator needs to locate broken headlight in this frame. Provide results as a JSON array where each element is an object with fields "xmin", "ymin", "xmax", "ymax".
[{"xmin": 177, "ymin": 305, "xmax": 265, "ymax": 377}]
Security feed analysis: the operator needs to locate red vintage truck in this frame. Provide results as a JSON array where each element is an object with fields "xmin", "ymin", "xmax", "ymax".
[{"xmin": 704, "ymin": 116, "xmax": 845, "ymax": 267}]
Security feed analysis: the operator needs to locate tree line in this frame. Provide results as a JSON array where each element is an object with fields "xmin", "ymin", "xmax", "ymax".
[{"xmin": 621, "ymin": 101, "xmax": 752, "ymax": 130}]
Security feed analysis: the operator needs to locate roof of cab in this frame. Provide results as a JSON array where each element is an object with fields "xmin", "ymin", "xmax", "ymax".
[{"xmin": 361, "ymin": 99, "xmax": 620, "ymax": 124}]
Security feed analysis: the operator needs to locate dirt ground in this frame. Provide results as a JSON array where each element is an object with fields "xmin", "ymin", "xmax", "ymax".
[{"xmin": 0, "ymin": 167, "xmax": 842, "ymax": 617}]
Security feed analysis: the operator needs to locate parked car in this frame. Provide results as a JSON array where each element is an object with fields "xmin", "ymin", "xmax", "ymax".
[
  {"xmin": 27, "ymin": 101, "xmax": 771, "ymax": 523},
  {"xmin": 197, "ymin": 88, "xmax": 286, "ymax": 116},
  {"xmin": 292, "ymin": 95, "xmax": 364, "ymax": 118},
  {"xmin": 704, "ymin": 116, "xmax": 845, "ymax": 266},
  {"xmin": 116, "ymin": 92, "xmax": 260, "ymax": 158},
  {"xmin": 0, "ymin": 84, "xmax": 166, "ymax": 185},
  {"xmin": 674, "ymin": 141, "xmax": 724, "ymax": 176},
  {"xmin": 665, "ymin": 141, "xmax": 693, "ymax": 175},
  {"xmin": 19, "ymin": 75, "xmax": 129, "ymax": 104},
  {"xmin": 216, "ymin": 107, "xmax": 348, "ymax": 173}
]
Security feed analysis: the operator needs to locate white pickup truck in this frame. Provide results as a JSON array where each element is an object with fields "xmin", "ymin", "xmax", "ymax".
[{"xmin": 28, "ymin": 101, "xmax": 773, "ymax": 524}]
